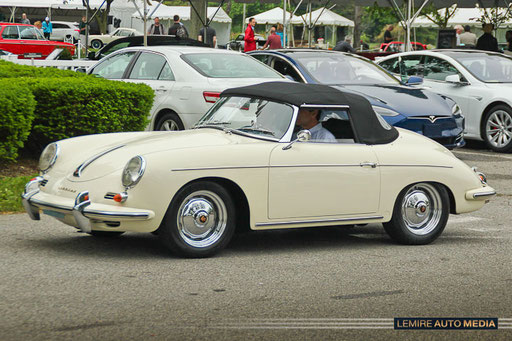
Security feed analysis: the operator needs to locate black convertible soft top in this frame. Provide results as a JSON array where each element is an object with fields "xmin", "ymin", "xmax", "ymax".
[{"xmin": 221, "ymin": 81, "xmax": 399, "ymax": 145}]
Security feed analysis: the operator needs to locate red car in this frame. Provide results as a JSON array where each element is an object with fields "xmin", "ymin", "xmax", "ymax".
[
  {"xmin": 380, "ymin": 41, "xmax": 427, "ymax": 52},
  {"xmin": 0, "ymin": 23, "xmax": 75, "ymax": 59}
]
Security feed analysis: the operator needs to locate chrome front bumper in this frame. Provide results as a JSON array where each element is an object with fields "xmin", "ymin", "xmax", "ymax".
[{"xmin": 22, "ymin": 177, "xmax": 154, "ymax": 233}]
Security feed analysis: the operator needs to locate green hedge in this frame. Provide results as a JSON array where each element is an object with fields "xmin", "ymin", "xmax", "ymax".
[
  {"xmin": 0, "ymin": 59, "xmax": 86, "ymax": 79},
  {"xmin": 0, "ymin": 61, "xmax": 154, "ymax": 160},
  {"xmin": 27, "ymin": 77, "xmax": 154, "ymax": 152},
  {"xmin": 0, "ymin": 80, "xmax": 36, "ymax": 161}
]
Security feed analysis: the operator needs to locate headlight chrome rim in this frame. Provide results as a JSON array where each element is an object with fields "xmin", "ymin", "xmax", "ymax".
[
  {"xmin": 122, "ymin": 156, "xmax": 146, "ymax": 189},
  {"xmin": 39, "ymin": 143, "xmax": 59, "ymax": 173}
]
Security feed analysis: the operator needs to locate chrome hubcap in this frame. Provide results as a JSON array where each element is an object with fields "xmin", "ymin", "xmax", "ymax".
[
  {"xmin": 177, "ymin": 190, "xmax": 227, "ymax": 248},
  {"xmin": 486, "ymin": 110, "xmax": 512, "ymax": 148},
  {"xmin": 160, "ymin": 120, "xmax": 179, "ymax": 131},
  {"xmin": 401, "ymin": 183, "xmax": 442, "ymax": 235}
]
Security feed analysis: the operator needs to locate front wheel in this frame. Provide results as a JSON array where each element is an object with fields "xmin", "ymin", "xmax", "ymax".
[
  {"xmin": 383, "ymin": 183, "xmax": 449, "ymax": 245},
  {"xmin": 159, "ymin": 181, "xmax": 236, "ymax": 257},
  {"xmin": 482, "ymin": 105, "xmax": 512, "ymax": 152},
  {"xmin": 91, "ymin": 39, "xmax": 103, "ymax": 49}
]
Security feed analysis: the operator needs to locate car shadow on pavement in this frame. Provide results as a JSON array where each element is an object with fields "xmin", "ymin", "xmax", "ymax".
[{"xmin": 227, "ymin": 224, "xmax": 392, "ymax": 255}]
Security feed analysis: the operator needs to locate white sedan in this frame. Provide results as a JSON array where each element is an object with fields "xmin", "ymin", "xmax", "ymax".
[
  {"xmin": 88, "ymin": 46, "xmax": 286, "ymax": 131},
  {"xmin": 22, "ymin": 82, "xmax": 495, "ymax": 258},
  {"xmin": 377, "ymin": 50, "xmax": 512, "ymax": 152},
  {"xmin": 88, "ymin": 28, "xmax": 142, "ymax": 49}
]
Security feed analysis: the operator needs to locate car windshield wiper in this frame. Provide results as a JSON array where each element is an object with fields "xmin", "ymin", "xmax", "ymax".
[
  {"xmin": 194, "ymin": 121, "xmax": 231, "ymax": 128},
  {"xmin": 237, "ymin": 127, "xmax": 275, "ymax": 136}
]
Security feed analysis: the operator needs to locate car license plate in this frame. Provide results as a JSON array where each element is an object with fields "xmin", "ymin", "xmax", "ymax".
[
  {"xmin": 423, "ymin": 124, "xmax": 443, "ymax": 137},
  {"xmin": 43, "ymin": 209, "xmax": 65, "ymax": 219}
]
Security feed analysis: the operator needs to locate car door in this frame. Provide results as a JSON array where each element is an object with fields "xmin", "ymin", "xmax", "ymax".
[
  {"xmin": 89, "ymin": 50, "xmax": 137, "ymax": 79},
  {"xmin": 0, "ymin": 25, "xmax": 21, "ymax": 55},
  {"xmin": 267, "ymin": 109, "xmax": 380, "ymax": 219},
  {"xmin": 18, "ymin": 25, "xmax": 52, "ymax": 58},
  {"xmin": 124, "ymin": 51, "xmax": 176, "ymax": 115}
]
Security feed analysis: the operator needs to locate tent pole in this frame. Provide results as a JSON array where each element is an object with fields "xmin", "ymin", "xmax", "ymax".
[
  {"xmin": 308, "ymin": 1, "xmax": 312, "ymax": 48},
  {"xmin": 143, "ymin": 0, "xmax": 147, "ymax": 46},
  {"xmin": 283, "ymin": 0, "xmax": 287, "ymax": 48},
  {"xmin": 406, "ymin": 0, "xmax": 412, "ymax": 51}
]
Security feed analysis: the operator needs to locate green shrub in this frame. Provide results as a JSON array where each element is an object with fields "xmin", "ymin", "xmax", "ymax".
[
  {"xmin": 0, "ymin": 59, "xmax": 85, "ymax": 78},
  {"xmin": 27, "ymin": 77, "xmax": 154, "ymax": 152},
  {"xmin": 0, "ymin": 80, "xmax": 36, "ymax": 161}
]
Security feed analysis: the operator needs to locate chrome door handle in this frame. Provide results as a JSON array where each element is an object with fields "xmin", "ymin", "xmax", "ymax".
[
  {"xmin": 156, "ymin": 86, "xmax": 168, "ymax": 92},
  {"xmin": 360, "ymin": 162, "xmax": 377, "ymax": 168}
]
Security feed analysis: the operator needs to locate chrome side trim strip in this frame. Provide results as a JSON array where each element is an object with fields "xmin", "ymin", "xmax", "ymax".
[
  {"xmin": 379, "ymin": 164, "xmax": 453, "ymax": 169},
  {"xmin": 473, "ymin": 191, "xmax": 496, "ymax": 199},
  {"xmin": 73, "ymin": 145, "xmax": 125, "ymax": 177},
  {"xmin": 172, "ymin": 164, "xmax": 363, "ymax": 172},
  {"xmin": 255, "ymin": 215, "xmax": 384, "ymax": 227}
]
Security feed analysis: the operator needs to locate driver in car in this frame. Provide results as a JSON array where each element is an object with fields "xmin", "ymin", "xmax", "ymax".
[{"xmin": 296, "ymin": 108, "xmax": 336, "ymax": 143}]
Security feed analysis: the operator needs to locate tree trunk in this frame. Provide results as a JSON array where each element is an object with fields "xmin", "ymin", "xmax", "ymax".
[
  {"xmin": 353, "ymin": 5, "xmax": 362, "ymax": 48},
  {"xmin": 190, "ymin": 0, "xmax": 207, "ymax": 40}
]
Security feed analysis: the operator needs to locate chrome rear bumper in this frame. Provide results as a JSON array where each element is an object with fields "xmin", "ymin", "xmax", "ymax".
[{"xmin": 22, "ymin": 178, "xmax": 154, "ymax": 233}]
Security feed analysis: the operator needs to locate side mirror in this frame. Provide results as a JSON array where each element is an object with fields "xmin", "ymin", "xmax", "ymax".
[
  {"xmin": 445, "ymin": 74, "xmax": 462, "ymax": 84},
  {"xmin": 297, "ymin": 129, "xmax": 311, "ymax": 142},
  {"xmin": 406, "ymin": 76, "xmax": 423, "ymax": 85},
  {"xmin": 283, "ymin": 129, "xmax": 311, "ymax": 150}
]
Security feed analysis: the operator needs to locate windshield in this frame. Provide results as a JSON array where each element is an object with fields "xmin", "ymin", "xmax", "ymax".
[
  {"xmin": 294, "ymin": 53, "xmax": 400, "ymax": 85},
  {"xmin": 195, "ymin": 96, "xmax": 295, "ymax": 140},
  {"xmin": 19, "ymin": 26, "xmax": 45, "ymax": 40},
  {"xmin": 182, "ymin": 53, "xmax": 283, "ymax": 78},
  {"xmin": 446, "ymin": 52, "xmax": 512, "ymax": 83}
]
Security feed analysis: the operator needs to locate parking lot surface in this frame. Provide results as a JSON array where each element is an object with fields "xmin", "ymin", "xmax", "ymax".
[{"xmin": 1, "ymin": 143, "xmax": 511, "ymax": 341}]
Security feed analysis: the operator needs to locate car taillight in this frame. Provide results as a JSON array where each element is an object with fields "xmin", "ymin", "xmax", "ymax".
[
  {"xmin": 203, "ymin": 91, "xmax": 220, "ymax": 103},
  {"xmin": 75, "ymin": 29, "xmax": 80, "ymax": 32}
]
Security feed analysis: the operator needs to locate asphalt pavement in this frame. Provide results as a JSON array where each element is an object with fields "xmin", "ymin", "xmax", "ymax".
[{"xmin": 1, "ymin": 142, "xmax": 511, "ymax": 341}]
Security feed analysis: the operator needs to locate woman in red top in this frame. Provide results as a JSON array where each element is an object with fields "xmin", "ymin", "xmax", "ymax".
[{"xmin": 244, "ymin": 17, "xmax": 256, "ymax": 52}]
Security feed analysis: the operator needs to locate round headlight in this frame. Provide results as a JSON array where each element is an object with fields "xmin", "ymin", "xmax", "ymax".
[
  {"xmin": 122, "ymin": 156, "xmax": 146, "ymax": 188},
  {"xmin": 39, "ymin": 143, "xmax": 59, "ymax": 172}
]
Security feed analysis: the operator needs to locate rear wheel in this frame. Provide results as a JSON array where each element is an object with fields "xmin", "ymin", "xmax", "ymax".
[
  {"xmin": 482, "ymin": 105, "xmax": 512, "ymax": 152},
  {"xmin": 91, "ymin": 39, "xmax": 103, "ymax": 49},
  {"xmin": 159, "ymin": 181, "xmax": 236, "ymax": 258},
  {"xmin": 383, "ymin": 183, "xmax": 449, "ymax": 245},
  {"xmin": 155, "ymin": 112, "xmax": 184, "ymax": 131}
]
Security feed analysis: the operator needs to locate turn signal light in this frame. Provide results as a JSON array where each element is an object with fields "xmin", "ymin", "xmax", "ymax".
[
  {"xmin": 203, "ymin": 91, "xmax": 221, "ymax": 103},
  {"xmin": 113, "ymin": 192, "xmax": 128, "ymax": 203},
  {"xmin": 84, "ymin": 195, "xmax": 89, "ymax": 201}
]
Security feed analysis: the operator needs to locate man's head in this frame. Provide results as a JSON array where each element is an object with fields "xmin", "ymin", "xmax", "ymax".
[
  {"xmin": 249, "ymin": 18, "xmax": 256, "ymax": 27},
  {"xmin": 82, "ymin": 16, "xmax": 86, "ymax": 22},
  {"xmin": 22, "ymin": 13, "xmax": 27, "ymax": 19},
  {"xmin": 345, "ymin": 35, "xmax": 352, "ymax": 43},
  {"xmin": 483, "ymin": 23, "xmax": 494, "ymax": 34},
  {"xmin": 464, "ymin": 25, "xmax": 471, "ymax": 32},
  {"xmin": 270, "ymin": 27, "xmax": 276, "ymax": 34},
  {"xmin": 173, "ymin": 15, "xmax": 180, "ymax": 23},
  {"xmin": 154, "ymin": 17, "xmax": 160, "ymax": 25},
  {"xmin": 454, "ymin": 25, "xmax": 464, "ymax": 34},
  {"xmin": 296, "ymin": 109, "xmax": 320, "ymax": 130}
]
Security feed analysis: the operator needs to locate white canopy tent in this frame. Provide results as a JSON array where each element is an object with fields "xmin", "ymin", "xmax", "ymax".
[
  {"xmin": 412, "ymin": 7, "xmax": 512, "ymax": 27},
  {"xmin": 131, "ymin": 5, "xmax": 232, "ymax": 45},
  {"xmin": 245, "ymin": 7, "xmax": 298, "ymax": 24}
]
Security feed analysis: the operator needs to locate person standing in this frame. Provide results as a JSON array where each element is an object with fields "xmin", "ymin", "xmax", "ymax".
[
  {"xmin": 333, "ymin": 35, "xmax": 356, "ymax": 53},
  {"xmin": 504, "ymin": 30, "xmax": 512, "ymax": 56},
  {"xmin": 244, "ymin": 17, "xmax": 257, "ymax": 52},
  {"xmin": 21, "ymin": 13, "xmax": 30, "ymax": 25},
  {"xmin": 198, "ymin": 26, "xmax": 217, "ymax": 48},
  {"xmin": 384, "ymin": 25, "xmax": 394, "ymax": 44},
  {"xmin": 168, "ymin": 15, "xmax": 188, "ymax": 38},
  {"xmin": 261, "ymin": 26, "xmax": 282, "ymax": 50},
  {"xmin": 42, "ymin": 17, "xmax": 52, "ymax": 40},
  {"xmin": 454, "ymin": 25, "xmax": 464, "ymax": 46},
  {"xmin": 276, "ymin": 23, "xmax": 285, "ymax": 47},
  {"xmin": 459, "ymin": 25, "xmax": 477, "ymax": 47},
  {"xmin": 476, "ymin": 23, "xmax": 499, "ymax": 52},
  {"xmin": 148, "ymin": 17, "xmax": 165, "ymax": 35}
]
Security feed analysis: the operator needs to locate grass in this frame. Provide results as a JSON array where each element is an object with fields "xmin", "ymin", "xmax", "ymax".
[{"xmin": 0, "ymin": 174, "xmax": 38, "ymax": 213}]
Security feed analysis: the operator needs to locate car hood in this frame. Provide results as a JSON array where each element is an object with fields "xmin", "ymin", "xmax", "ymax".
[
  {"xmin": 332, "ymin": 84, "xmax": 453, "ymax": 117},
  {"xmin": 63, "ymin": 129, "xmax": 263, "ymax": 182}
]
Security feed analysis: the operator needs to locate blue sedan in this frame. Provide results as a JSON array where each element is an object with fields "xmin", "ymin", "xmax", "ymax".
[{"xmin": 248, "ymin": 49, "xmax": 465, "ymax": 149}]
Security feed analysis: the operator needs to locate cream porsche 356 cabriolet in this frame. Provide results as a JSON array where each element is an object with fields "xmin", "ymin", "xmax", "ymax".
[{"xmin": 22, "ymin": 82, "xmax": 495, "ymax": 257}]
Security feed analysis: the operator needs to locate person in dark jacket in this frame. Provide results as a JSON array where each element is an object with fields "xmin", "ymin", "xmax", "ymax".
[
  {"xmin": 168, "ymin": 15, "xmax": 188, "ymax": 38},
  {"xmin": 333, "ymin": 36, "xmax": 356, "ymax": 53},
  {"xmin": 148, "ymin": 17, "xmax": 165, "ymax": 35},
  {"xmin": 476, "ymin": 23, "xmax": 499, "ymax": 52}
]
